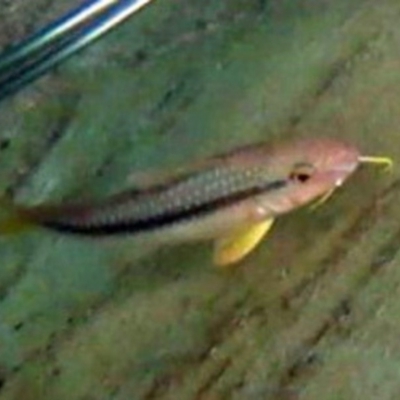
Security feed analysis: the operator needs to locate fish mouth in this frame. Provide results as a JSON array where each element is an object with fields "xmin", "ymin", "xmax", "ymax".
[{"xmin": 330, "ymin": 161, "xmax": 359, "ymax": 187}]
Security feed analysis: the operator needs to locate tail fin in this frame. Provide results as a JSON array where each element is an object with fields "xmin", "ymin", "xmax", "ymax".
[{"xmin": 0, "ymin": 196, "xmax": 35, "ymax": 235}]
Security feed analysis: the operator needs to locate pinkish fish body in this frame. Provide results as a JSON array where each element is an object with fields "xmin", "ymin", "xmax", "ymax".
[{"xmin": 0, "ymin": 136, "xmax": 384, "ymax": 266}]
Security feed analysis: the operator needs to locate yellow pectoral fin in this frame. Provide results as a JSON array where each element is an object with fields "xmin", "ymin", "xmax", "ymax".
[{"xmin": 213, "ymin": 218, "xmax": 274, "ymax": 267}]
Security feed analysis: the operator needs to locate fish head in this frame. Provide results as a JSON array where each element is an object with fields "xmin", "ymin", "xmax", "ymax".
[{"xmin": 259, "ymin": 137, "xmax": 361, "ymax": 213}]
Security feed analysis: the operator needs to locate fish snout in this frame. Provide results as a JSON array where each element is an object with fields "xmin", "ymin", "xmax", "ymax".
[{"xmin": 329, "ymin": 159, "xmax": 359, "ymax": 187}]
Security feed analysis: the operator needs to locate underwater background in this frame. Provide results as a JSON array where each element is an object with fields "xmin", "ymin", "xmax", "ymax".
[{"xmin": 1, "ymin": 0, "xmax": 400, "ymax": 399}]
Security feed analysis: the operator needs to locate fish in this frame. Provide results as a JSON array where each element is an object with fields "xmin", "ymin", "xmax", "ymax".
[{"xmin": 0, "ymin": 136, "xmax": 393, "ymax": 266}]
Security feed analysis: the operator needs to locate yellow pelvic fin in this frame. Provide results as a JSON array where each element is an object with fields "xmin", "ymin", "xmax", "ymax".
[
  {"xmin": 358, "ymin": 156, "xmax": 393, "ymax": 172},
  {"xmin": 213, "ymin": 218, "xmax": 274, "ymax": 267}
]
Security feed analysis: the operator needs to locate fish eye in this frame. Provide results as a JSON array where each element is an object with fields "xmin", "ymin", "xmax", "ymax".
[{"xmin": 289, "ymin": 163, "xmax": 314, "ymax": 183}]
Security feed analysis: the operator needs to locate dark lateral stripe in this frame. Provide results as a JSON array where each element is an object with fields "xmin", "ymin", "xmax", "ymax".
[{"xmin": 43, "ymin": 179, "xmax": 287, "ymax": 235}]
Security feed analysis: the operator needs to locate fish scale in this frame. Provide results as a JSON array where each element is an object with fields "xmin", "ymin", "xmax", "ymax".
[{"xmin": 80, "ymin": 165, "xmax": 272, "ymax": 229}]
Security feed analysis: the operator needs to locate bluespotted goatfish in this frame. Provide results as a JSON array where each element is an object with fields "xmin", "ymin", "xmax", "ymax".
[{"xmin": 0, "ymin": 137, "xmax": 392, "ymax": 266}]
